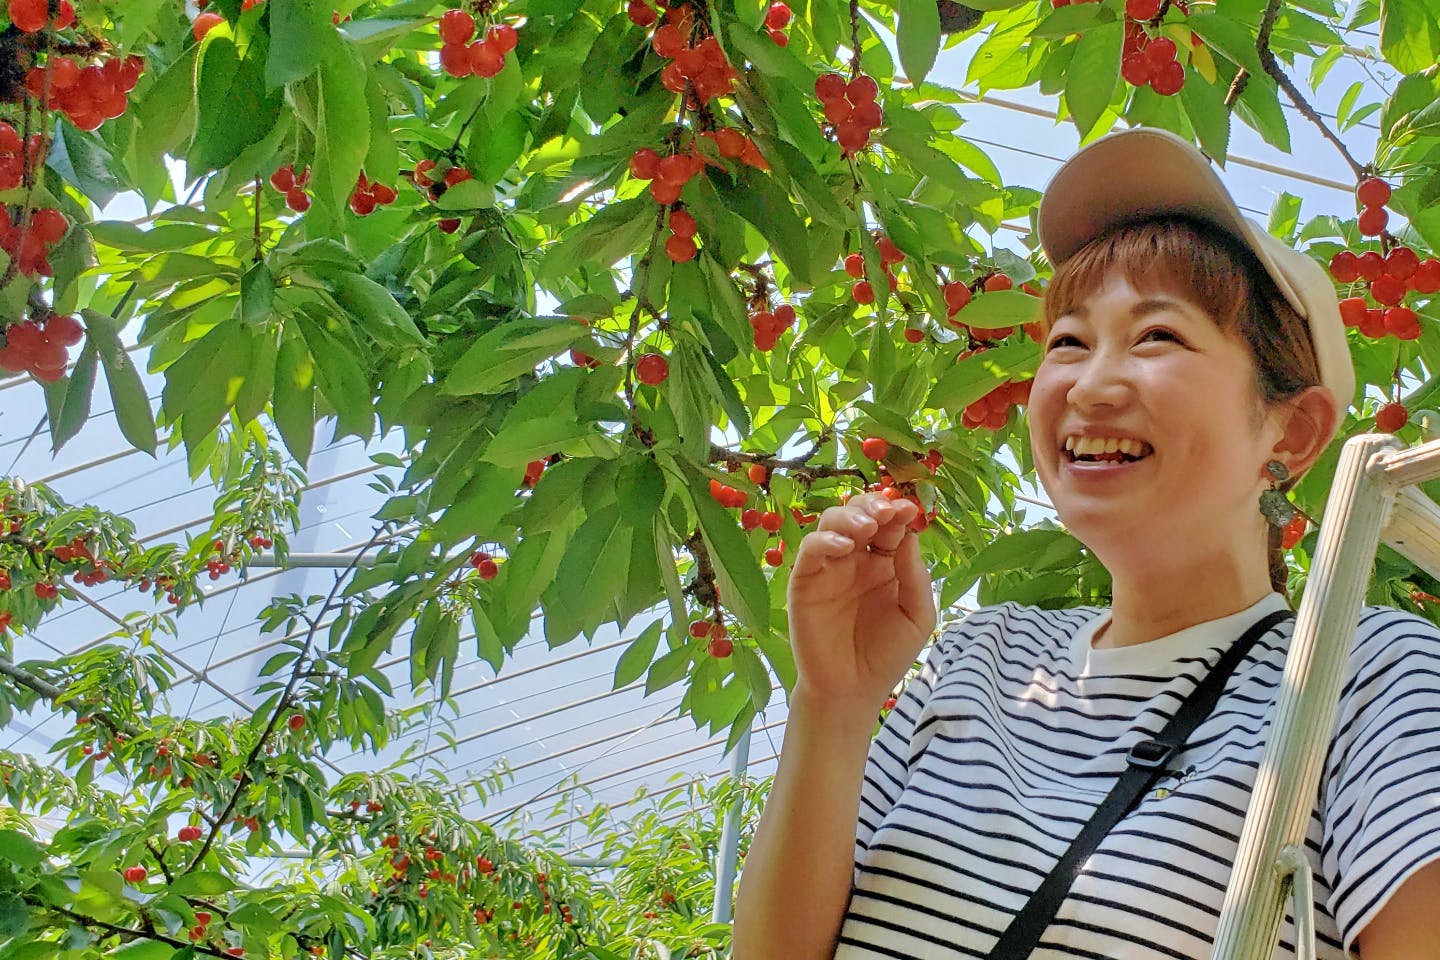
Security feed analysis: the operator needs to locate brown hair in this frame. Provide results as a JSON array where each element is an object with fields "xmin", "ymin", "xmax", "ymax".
[{"xmin": 1041, "ymin": 216, "xmax": 1322, "ymax": 596}]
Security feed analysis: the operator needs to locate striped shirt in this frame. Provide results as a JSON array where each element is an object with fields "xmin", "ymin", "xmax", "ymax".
[{"xmin": 839, "ymin": 592, "xmax": 1440, "ymax": 959}]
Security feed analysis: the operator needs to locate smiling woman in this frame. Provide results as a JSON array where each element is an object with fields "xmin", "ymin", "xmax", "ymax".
[{"xmin": 735, "ymin": 127, "xmax": 1440, "ymax": 960}]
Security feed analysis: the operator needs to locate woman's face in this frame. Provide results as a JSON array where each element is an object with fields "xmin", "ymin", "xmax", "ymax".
[{"xmin": 1028, "ymin": 271, "xmax": 1278, "ymax": 561}]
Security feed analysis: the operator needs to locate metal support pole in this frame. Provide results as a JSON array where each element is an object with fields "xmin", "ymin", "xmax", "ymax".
[
  {"xmin": 711, "ymin": 722, "xmax": 753, "ymax": 924},
  {"xmin": 246, "ymin": 552, "xmax": 379, "ymax": 568}
]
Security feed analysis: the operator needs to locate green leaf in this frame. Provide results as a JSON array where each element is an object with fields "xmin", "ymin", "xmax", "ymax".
[
  {"xmin": 81, "ymin": 309, "xmax": 156, "ymax": 455},
  {"xmin": 313, "ymin": 43, "xmax": 372, "ymax": 221},
  {"xmin": 240, "ymin": 262, "xmax": 275, "ymax": 326},
  {"xmin": 542, "ymin": 504, "xmax": 633, "ymax": 646},
  {"xmin": 51, "ymin": 341, "xmax": 97, "ymax": 452},
  {"xmin": 191, "ymin": 27, "xmax": 285, "ymax": 171},
  {"xmin": 273, "ymin": 331, "xmax": 317, "ymax": 466},
  {"xmin": 897, "ymin": 0, "xmax": 942, "ymax": 86},
  {"xmin": 730, "ymin": 642, "xmax": 773, "ymax": 713},
  {"xmin": 709, "ymin": 167, "xmax": 816, "ymax": 286},
  {"xmin": 1032, "ymin": 3, "xmax": 1106, "ymax": 38},
  {"xmin": 1065, "ymin": 20, "xmax": 1122, "ymax": 138},
  {"xmin": 1178, "ymin": 67, "xmax": 1231, "ymax": 164},
  {"xmin": 537, "ymin": 197, "xmax": 656, "ymax": 283},
  {"xmin": 51, "ymin": 127, "xmax": 123, "ymax": 209},
  {"xmin": 292, "ymin": 311, "xmax": 373, "ymax": 442},
  {"xmin": 442, "ymin": 319, "xmax": 587, "ymax": 396},
  {"xmin": 1187, "ymin": 13, "xmax": 1265, "ymax": 76},
  {"xmin": 166, "ymin": 872, "xmax": 238, "ymax": 897},
  {"xmin": 0, "ymin": 893, "xmax": 26, "ymax": 939},
  {"xmin": 0, "ymin": 831, "xmax": 42, "ymax": 867},
  {"xmin": 267, "ymin": 0, "xmax": 333, "ymax": 87},
  {"xmin": 226, "ymin": 902, "xmax": 280, "ymax": 935},
  {"xmin": 613, "ymin": 619, "xmax": 664, "ymax": 689},
  {"xmin": 646, "ymin": 643, "xmax": 693, "ymax": 696},
  {"xmin": 481, "ymin": 416, "xmax": 594, "ymax": 468},
  {"xmin": 1380, "ymin": 0, "xmax": 1440, "ymax": 74},
  {"xmin": 953, "ymin": 290, "xmax": 1042, "ymax": 330},
  {"xmin": 326, "ymin": 271, "xmax": 425, "ymax": 346}
]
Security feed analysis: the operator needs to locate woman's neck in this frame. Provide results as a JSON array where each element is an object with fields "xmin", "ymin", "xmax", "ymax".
[{"xmin": 1092, "ymin": 547, "xmax": 1277, "ymax": 650}]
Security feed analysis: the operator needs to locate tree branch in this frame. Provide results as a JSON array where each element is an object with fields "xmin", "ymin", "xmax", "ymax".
[
  {"xmin": 1261, "ymin": 49, "xmax": 1367, "ymax": 179},
  {"xmin": 45, "ymin": 905, "xmax": 230, "ymax": 958},
  {"xmin": 183, "ymin": 526, "xmax": 391, "ymax": 874},
  {"xmin": 1223, "ymin": 0, "xmax": 1284, "ymax": 110}
]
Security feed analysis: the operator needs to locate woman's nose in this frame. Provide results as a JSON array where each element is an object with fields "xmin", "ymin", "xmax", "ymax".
[{"xmin": 1065, "ymin": 352, "xmax": 1135, "ymax": 411}]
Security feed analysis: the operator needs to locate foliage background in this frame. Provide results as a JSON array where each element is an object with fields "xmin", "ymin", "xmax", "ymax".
[{"xmin": 1, "ymin": 0, "xmax": 1439, "ymax": 956}]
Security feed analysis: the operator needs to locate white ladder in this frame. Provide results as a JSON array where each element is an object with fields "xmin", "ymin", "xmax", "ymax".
[{"xmin": 1213, "ymin": 432, "xmax": 1440, "ymax": 960}]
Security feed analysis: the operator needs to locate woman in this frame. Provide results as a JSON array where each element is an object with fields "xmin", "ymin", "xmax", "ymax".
[{"xmin": 731, "ymin": 128, "xmax": 1440, "ymax": 960}]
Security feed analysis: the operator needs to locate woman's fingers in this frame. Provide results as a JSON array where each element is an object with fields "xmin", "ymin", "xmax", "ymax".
[{"xmin": 789, "ymin": 530, "xmax": 858, "ymax": 580}]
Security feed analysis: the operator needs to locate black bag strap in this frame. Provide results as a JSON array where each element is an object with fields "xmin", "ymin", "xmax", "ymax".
[{"xmin": 987, "ymin": 607, "xmax": 1296, "ymax": 960}]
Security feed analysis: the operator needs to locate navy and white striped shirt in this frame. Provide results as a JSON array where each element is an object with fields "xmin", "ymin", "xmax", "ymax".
[{"xmin": 839, "ymin": 592, "xmax": 1440, "ymax": 959}]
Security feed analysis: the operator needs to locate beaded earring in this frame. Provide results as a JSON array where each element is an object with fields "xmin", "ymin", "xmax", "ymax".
[{"xmin": 1259, "ymin": 460, "xmax": 1297, "ymax": 528}]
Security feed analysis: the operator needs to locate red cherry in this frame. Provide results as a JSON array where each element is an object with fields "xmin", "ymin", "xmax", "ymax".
[
  {"xmin": 438, "ymin": 218, "xmax": 461, "ymax": 233},
  {"xmin": 763, "ymin": 547, "xmax": 784, "ymax": 567},
  {"xmin": 1281, "ymin": 515, "xmax": 1306, "ymax": 550},
  {"xmin": 1121, "ymin": 53, "xmax": 1153, "ymax": 87},
  {"xmin": 852, "ymin": 280, "xmax": 874, "ymax": 304},
  {"xmin": 1356, "ymin": 177, "xmax": 1391, "ymax": 209},
  {"xmin": 9, "ymin": 0, "xmax": 48, "ymax": 33},
  {"xmin": 477, "ymin": 557, "xmax": 499, "ymax": 579},
  {"xmin": 846, "ymin": 75, "xmax": 879, "ymax": 103},
  {"xmin": 708, "ymin": 637, "xmax": 734, "ymax": 657},
  {"xmin": 765, "ymin": 2, "xmax": 792, "ymax": 29},
  {"xmin": 1358, "ymin": 206, "xmax": 1388, "ymax": 237},
  {"xmin": 1356, "ymin": 250, "xmax": 1386, "ymax": 281},
  {"xmin": 883, "ymin": 696, "xmax": 898, "ymax": 711},
  {"xmin": 270, "ymin": 165, "xmax": 296, "ymax": 192},
  {"xmin": 861, "ymin": 437, "xmax": 889, "ymax": 461},
  {"xmin": 123, "ymin": 866, "xmax": 147, "ymax": 884},
  {"xmin": 1385, "ymin": 246, "xmax": 1420, "ymax": 281},
  {"xmin": 1149, "ymin": 60, "xmax": 1186, "ymax": 96},
  {"xmin": 488, "ymin": 23, "xmax": 518, "ymax": 54},
  {"xmin": 52, "ymin": 0, "xmax": 74, "ymax": 29},
  {"xmin": 178, "ymin": 825, "xmax": 202, "ymax": 842},
  {"xmin": 1414, "ymin": 259, "xmax": 1440, "ymax": 294},
  {"xmin": 1126, "ymin": 0, "xmax": 1161, "ymax": 19},
  {"xmin": 669, "ymin": 208, "xmax": 697, "ymax": 238},
  {"xmin": 689, "ymin": 619, "xmax": 711, "ymax": 638},
  {"xmin": 1144, "ymin": 36, "xmax": 1177, "ymax": 69},
  {"xmin": 438, "ymin": 9, "xmax": 475, "ymax": 45},
  {"xmin": 653, "ymin": 24, "xmax": 686, "ymax": 58},
  {"xmin": 903, "ymin": 327, "xmax": 925, "ymax": 343},
  {"xmin": 1329, "ymin": 250, "xmax": 1360, "ymax": 283},
  {"xmin": 192, "ymin": 11, "xmax": 225, "ymax": 41},
  {"xmin": 30, "ymin": 208, "xmax": 67, "ymax": 243},
  {"xmin": 286, "ymin": 189, "xmax": 311, "ymax": 213},
  {"xmin": 1384, "ymin": 306, "xmax": 1420, "ymax": 339},
  {"xmin": 815, "ymin": 73, "xmax": 847, "ymax": 102},
  {"xmin": 984, "ymin": 274, "xmax": 1013, "ymax": 292},
  {"xmin": 469, "ymin": 41, "xmax": 505, "ymax": 78},
  {"xmin": 665, "ymin": 234, "xmax": 697, "ymax": 263},
  {"xmin": 288, "ymin": 713, "xmax": 306, "ymax": 731},
  {"xmin": 439, "ymin": 41, "xmax": 472, "ymax": 77},
  {"xmin": 1370, "ymin": 274, "xmax": 1406, "ymax": 306},
  {"xmin": 843, "ymin": 252, "xmax": 866, "ymax": 278},
  {"xmin": 1338, "ymin": 297, "xmax": 1368, "ymax": 328},
  {"xmin": 636, "ymin": 353, "xmax": 669, "ymax": 385},
  {"xmin": 876, "ymin": 236, "xmax": 904, "ymax": 265},
  {"xmin": 628, "ymin": 0, "xmax": 658, "ymax": 27},
  {"xmin": 1376, "ymin": 401, "xmax": 1408, "ymax": 433}
]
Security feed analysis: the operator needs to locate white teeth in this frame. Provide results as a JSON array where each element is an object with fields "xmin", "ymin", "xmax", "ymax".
[{"xmin": 1064, "ymin": 436, "xmax": 1153, "ymax": 457}]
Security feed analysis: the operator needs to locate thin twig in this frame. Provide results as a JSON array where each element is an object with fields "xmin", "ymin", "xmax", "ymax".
[
  {"xmin": 1261, "ymin": 49, "xmax": 1367, "ymax": 179},
  {"xmin": 1223, "ymin": 0, "xmax": 1284, "ymax": 109},
  {"xmin": 45, "ymin": 905, "xmax": 230, "ymax": 958}
]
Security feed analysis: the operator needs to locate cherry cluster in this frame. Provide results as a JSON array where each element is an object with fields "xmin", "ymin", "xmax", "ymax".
[
  {"xmin": 1122, "ymin": 25, "xmax": 1186, "ymax": 96},
  {"xmin": 642, "ymin": 6, "xmax": 740, "ymax": 109},
  {"xmin": 762, "ymin": 2, "xmax": 792, "ymax": 46},
  {"xmin": 636, "ymin": 352, "xmax": 669, "ymax": 385},
  {"xmin": 961, "ymin": 377, "xmax": 1032, "ymax": 431},
  {"xmin": 413, "ymin": 159, "xmax": 473, "ymax": 230},
  {"xmin": 0, "ymin": 313, "xmax": 82, "ymax": 382},
  {"xmin": 7, "ymin": 0, "xmax": 73, "ymax": 32},
  {"xmin": 843, "ymin": 235, "xmax": 905, "ymax": 305},
  {"xmin": 1281, "ymin": 514, "xmax": 1306, "ymax": 550},
  {"xmin": 1329, "ymin": 179, "xmax": 1437, "ymax": 341},
  {"xmin": 945, "ymin": 275, "xmax": 1046, "ymax": 344},
  {"xmin": 269, "ymin": 164, "xmax": 313, "ymax": 213},
  {"xmin": 0, "ymin": 205, "xmax": 68, "ymax": 279},
  {"xmin": 349, "ymin": 171, "xmax": 399, "ymax": 216},
  {"xmin": 815, "ymin": 72, "xmax": 883, "ymax": 156},
  {"xmin": 205, "ymin": 541, "xmax": 233, "ymax": 581},
  {"xmin": 629, "ymin": 146, "xmax": 705, "ymax": 207},
  {"xmin": 665, "ymin": 205, "xmax": 698, "ymax": 263},
  {"xmin": 438, "ymin": 10, "xmax": 518, "ymax": 79},
  {"xmin": 469, "ymin": 550, "xmax": 499, "ymax": 580},
  {"xmin": 698, "ymin": 127, "xmax": 769, "ymax": 171},
  {"xmin": 750, "ymin": 303, "xmax": 796, "ymax": 352},
  {"xmin": 689, "ymin": 617, "xmax": 733, "ymax": 657},
  {"xmin": 0, "ymin": 122, "xmax": 45, "ymax": 191},
  {"xmin": 25, "ymin": 55, "xmax": 144, "ymax": 132},
  {"xmin": 708, "ymin": 477, "xmax": 749, "ymax": 509}
]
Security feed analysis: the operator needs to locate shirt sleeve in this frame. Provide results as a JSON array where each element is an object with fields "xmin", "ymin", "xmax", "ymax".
[
  {"xmin": 852, "ymin": 609, "xmax": 981, "ymax": 888},
  {"xmin": 1320, "ymin": 606, "xmax": 1440, "ymax": 958}
]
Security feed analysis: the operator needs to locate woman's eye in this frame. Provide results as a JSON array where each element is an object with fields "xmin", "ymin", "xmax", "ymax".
[
  {"xmin": 1141, "ymin": 328, "xmax": 1182, "ymax": 344},
  {"xmin": 1046, "ymin": 334, "xmax": 1081, "ymax": 351}
]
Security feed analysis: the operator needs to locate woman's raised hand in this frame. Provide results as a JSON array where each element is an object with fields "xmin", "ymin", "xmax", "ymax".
[{"xmin": 786, "ymin": 493, "xmax": 937, "ymax": 710}]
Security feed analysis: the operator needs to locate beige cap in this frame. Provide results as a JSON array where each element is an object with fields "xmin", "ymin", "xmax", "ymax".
[{"xmin": 1036, "ymin": 127, "xmax": 1354, "ymax": 436}]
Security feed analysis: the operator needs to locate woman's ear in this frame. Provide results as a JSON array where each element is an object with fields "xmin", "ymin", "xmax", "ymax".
[{"xmin": 1271, "ymin": 385, "xmax": 1339, "ymax": 477}]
